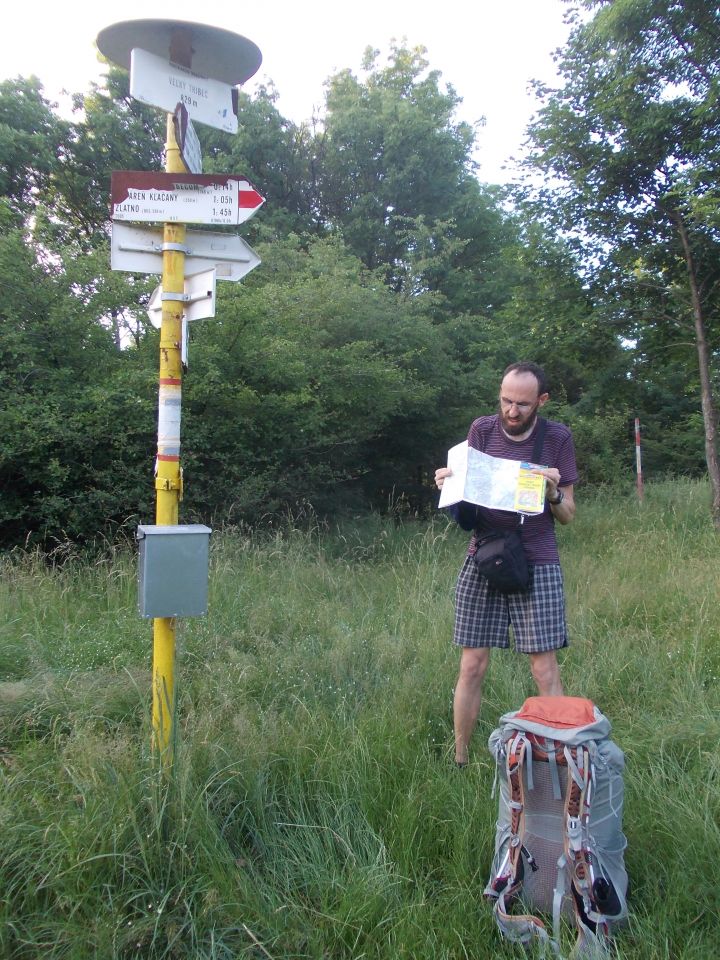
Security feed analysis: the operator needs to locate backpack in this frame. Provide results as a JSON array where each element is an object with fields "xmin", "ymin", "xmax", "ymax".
[{"xmin": 484, "ymin": 696, "xmax": 628, "ymax": 957}]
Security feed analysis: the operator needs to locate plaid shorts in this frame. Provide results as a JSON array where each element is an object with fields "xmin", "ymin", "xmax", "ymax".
[{"xmin": 453, "ymin": 556, "xmax": 569, "ymax": 653}]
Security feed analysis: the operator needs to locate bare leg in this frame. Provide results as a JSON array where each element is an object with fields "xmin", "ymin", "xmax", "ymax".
[
  {"xmin": 453, "ymin": 647, "xmax": 491, "ymax": 764},
  {"xmin": 529, "ymin": 650, "xmax": 563, "ymax": 696}
]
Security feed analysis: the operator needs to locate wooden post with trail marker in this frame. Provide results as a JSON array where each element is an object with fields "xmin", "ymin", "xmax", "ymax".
[{"xmin": 98, "ymin": 19, "xmax": 263, "ymax": 763}]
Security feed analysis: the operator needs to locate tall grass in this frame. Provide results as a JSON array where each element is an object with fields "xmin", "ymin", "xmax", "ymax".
[{"xmin": 1, "ymin": 480, "xmax": 719, "ymax": 958}]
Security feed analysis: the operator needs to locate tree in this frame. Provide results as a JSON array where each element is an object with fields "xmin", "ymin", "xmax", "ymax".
[
  {"xmin": 0, "ymin": 76, "xmax": 67, "ymax": 224},
  {"xmin": 37, "ymin": 66, "xmax": 164, "ymax": 250},
  {"xmin": 312, "ymin": 44, "xmax": 487, "ymax": 295},
  {"xmin": 526, "ymin": 0, "xmax": 720, "ymax": 523},
  {"xmin": 199, "ymin": 84, "xmax": 318, "ymax": 240},
  {"xmin": 0, "ymin": 215, "xmax": 156, "ymax": 546}
]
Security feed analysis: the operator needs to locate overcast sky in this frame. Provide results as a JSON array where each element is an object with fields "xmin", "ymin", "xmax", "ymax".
[{"xmin": 1, "ymin": 0, "xmax": 574, "ymax": 184}]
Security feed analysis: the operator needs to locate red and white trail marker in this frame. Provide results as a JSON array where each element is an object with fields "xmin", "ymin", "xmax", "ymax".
[{"xmin": 635, "ymin": 417, "xmax": 644, "ymax": 501}]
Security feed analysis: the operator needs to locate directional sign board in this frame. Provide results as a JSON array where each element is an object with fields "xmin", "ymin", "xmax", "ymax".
[
  {"xmin": 111, "ymin": 171, "xmax": 264, "ymax": 226},
  {"xmin": 147, "ymin": 269, "xmax": 217, "ymax": 326},
  {"xmin": 173, "ymin": 103, "xmax": 202, "ymax": 174},
  {"xmin": 111, "ymin": 222, "xmax": 261, "ymax": 281},
  {"xmin": 131, "ymin": 47, "xmax": 238, "ymax": 133}
]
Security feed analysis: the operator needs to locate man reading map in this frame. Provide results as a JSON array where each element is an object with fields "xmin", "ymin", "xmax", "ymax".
[{"xmin": 434, "ymin": 362, "xmax": 578, "ymax": 767}]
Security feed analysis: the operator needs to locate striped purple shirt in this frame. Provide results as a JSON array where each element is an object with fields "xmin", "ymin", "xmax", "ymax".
[{"xmin": 464, "ymin": 414, "xmax": 578, "ymax": 564}]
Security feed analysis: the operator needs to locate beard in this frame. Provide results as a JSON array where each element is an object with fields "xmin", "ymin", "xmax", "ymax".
[{"xmin": 500, "ymin": 402, "xmax": 540, "ymax": 436}]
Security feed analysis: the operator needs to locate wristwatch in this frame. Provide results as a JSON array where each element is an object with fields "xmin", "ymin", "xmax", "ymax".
[{"xmin": 548, "ymin": 489, "xmax": 564, "ymax": 506}]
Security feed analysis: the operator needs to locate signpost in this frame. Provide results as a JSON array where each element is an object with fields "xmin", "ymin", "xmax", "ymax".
[
  {"xmin": 111, "ymin": 171, "xmax": 264, "ymax": 226},
  {"xmin": 131, "ymin": 47, "xmax": 239, "ymax": 134},
  {"xmin": 98, "ymin": 18, "xmax": 263, "ymax": 764}
]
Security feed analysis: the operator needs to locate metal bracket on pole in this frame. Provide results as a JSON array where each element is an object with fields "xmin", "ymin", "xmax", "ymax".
[
  {"xmin": 162, "ymin": 242, "xmax": 190, "ymax": 253},
  {"xmin": 155, "ymin": 470, "xmax": 184, "ymax": 500},
  {"xmin": 155, "ymin": 476, "xmax": 182, "ymax": 491},
  {"xmin": 161, "ymin": 292, "xmax": 190, "ymax": 302},
  {"xmin": 116, "ymin": 235, "xmax": 252, "ymax": 264},
  {"xmin": 117, "ymin": 239, "xmax": 164, "ymax": 254},
  {"xmin": 186, "ymin": 289, "xmax": 213, "ymax": 305}
]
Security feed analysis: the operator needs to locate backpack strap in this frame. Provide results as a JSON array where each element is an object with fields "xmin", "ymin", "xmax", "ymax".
[
  {"xmin": 493, "ymin": 898, "xmax": 554, "ymax": 952},
  {"xmin": 557, "ymin": 745, "xmax": 614, "ymax": 955},
  {"xmin": 492, "ymin": 734, "xmax": 538, "ymax": 895},
  {"xmin": 488, "ymin": 733, "xmax": 549, "ymax": 950}
]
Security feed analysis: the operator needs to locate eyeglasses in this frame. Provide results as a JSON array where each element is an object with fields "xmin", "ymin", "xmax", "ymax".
[{"xmin": 499, "ymin": 397, "xmax": 536, "ymax": 413}]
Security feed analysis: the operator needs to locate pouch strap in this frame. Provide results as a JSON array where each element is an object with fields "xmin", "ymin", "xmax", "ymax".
[{"xmin": 531, "ymin": 416, "xmax": 547, "ymax": 465}]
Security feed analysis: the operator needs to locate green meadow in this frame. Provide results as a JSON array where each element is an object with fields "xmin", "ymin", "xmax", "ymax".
[{"xmin": 1, "ymin": 481, "xmax": 719, "ymax": 959}]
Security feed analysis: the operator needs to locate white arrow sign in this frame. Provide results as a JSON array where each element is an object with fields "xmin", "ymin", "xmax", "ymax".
[
  {"xmin": 147, "ymin": 269, "xmax": 217, "ymax": 326},
  {"xmin": 111, "ymin": 222, "xmax": 261, "ymax": 281},
  {"xmin": 131, "ymin": 47, "xmax": 238, "ymax": 134}
]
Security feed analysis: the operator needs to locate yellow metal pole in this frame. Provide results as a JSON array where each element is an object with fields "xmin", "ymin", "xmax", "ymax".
[{"xmin": 152, "ymin": 116, "xmax": 188, "ymax": 759}]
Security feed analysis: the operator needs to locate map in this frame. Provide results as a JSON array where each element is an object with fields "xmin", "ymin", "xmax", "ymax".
[{"xmin": 438, "ymin": 441, "xmax": 547, "ymax": 514}]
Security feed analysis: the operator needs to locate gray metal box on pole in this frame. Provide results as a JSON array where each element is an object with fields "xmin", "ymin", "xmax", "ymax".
[{"xmin": 137, "ymin": 524, "xmax": 212, "ymax": 618}]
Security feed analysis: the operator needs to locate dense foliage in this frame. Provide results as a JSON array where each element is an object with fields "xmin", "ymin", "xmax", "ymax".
[{"xmin": 1, "ymin": 17, "xmax": 719, "ymax": 546}]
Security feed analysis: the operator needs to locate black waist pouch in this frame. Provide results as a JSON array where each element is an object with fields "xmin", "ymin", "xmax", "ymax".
[{"xmin": 473, "ymin": 530, "xmax": 530, "ymax": 593}]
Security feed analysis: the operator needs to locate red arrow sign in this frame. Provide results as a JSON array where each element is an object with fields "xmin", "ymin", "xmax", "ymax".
[{"xmin": 111, "ymin": 171, "xmax": 265, "ymax": 225}]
